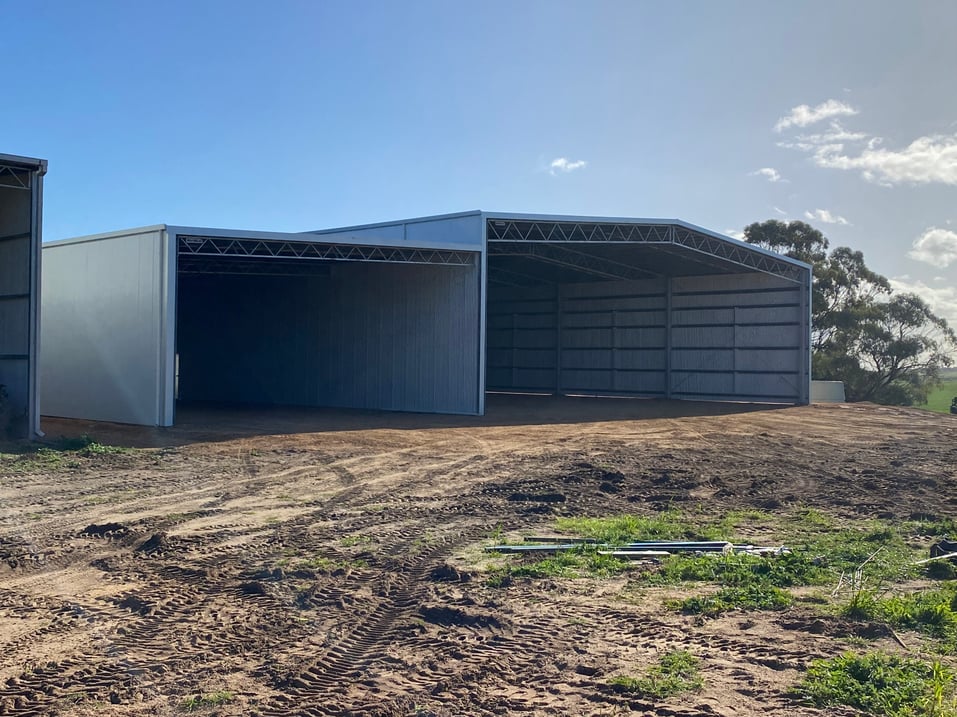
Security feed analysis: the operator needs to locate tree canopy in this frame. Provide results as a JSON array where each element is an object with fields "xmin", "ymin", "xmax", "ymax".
[{"xmin": 743, "ymin": 219, "xmax": 956, "ymax": 405}]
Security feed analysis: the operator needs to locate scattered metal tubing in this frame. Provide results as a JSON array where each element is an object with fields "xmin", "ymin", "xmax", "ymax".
[
  {"xmin": 486, "ymin": 544, "xmax": 582, "ymax": 554},
  {"xmin": 485, "ymin": 540, "xmax": 789, "ymax": 555},
  {"xmin": 915, "ymin": 551, "xmax": 957, "ymax": 565}
]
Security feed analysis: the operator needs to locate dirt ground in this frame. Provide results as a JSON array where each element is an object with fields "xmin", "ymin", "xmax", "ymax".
[{"xmin": 0, "ymin": 396, "xmax": 955, "ymax": 716}]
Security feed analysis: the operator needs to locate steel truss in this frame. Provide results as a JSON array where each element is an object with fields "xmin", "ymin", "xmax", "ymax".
[
  {"xmin": 0, "ymin": 165, "xmax": 31, "ymax": 190},
  {"xmin": 487, "ymin": 219, "xmax": 806, "ymax": 284},
  {"xmin": 489, "ymin": 242, "xmax": 660, "ymax": 282},
  {"xmin": 177, "ymin": 235, "xmax": 476, "ymax": 267}
]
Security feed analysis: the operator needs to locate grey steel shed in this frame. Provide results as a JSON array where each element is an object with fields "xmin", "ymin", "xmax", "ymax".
[
  {"xmin": 40, "ymin": 212, "xmax": 811, "ymax": 427},
  {"xmin": 0, "ymin": 154, "xmax": 45, "ymax": 439}
]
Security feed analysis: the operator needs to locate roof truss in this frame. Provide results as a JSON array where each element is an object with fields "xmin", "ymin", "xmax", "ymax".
[
  {"xmin": 0, "ymin": 165, "xmax": 32, "ymax": 190},
  {"xmin": 486, "ymin": 218, "xmax": 806, "ymax": 283},
  {"xmin": 177, "ymin": 235, "xmax": 476, "ymax": 267}
]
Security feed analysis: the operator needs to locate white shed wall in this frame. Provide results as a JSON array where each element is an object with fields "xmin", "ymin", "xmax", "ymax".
[{"xmin": 41, "ymin": 228, "xmax": 173, "ymax": 425}]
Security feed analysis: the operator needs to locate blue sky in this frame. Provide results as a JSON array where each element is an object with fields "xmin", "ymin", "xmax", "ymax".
[{"xmin": 4, "ymin": 1, "xmax": 956, "ymax": 325}]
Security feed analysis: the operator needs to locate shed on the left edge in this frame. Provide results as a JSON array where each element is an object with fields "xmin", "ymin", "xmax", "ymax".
[{"xmin": 0, "ymin": 153, "xmax": 46, "ymax": 439}]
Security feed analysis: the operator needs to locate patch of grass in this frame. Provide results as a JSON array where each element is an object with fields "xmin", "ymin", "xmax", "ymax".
[
  {"xmin": 781, "ymin": 515, "xmax": 922, "ymax": 587},
  {"xmin": 791, "ymin": 652, "xmax": 957, "ymax": 716},
  {"xmin": 793, "ymin": 507, "xmax": 836, "ymax": 529},
  {"xmin": 908, "ymin": 517, "xmax": 957, "ymax": 539},
  {"xmin": 181, "ymin": 691, "xmax": 234, "ymax": 712},
  {"xmin": 843, "ymin": 583, "xmax": 957, "ymax": 653},
  {"xmin": 291, "ymin": 554, "xmax": 367, "ymax": 572},
  {"xmin": 486, "ymin": 547, "xmax": 630, "ymax": 586},
  {"xmin": 675, "ymin": 584, "xmax": 793, "ymax": 616},
  {"xmin": 711, "ymin": 508, "xmax": 774, "ymax": 537},
  {"xmin": 643, "ymin": 551, "xmax": 828, "ymax": 589},
  {"xmin": 919, "ymin": 379, "xmax": 957, "ymax": 414},
  {"xmin": 556, "ymin": 510, "xmax": 723, "ymax": 544},
  {"xmin": 485, "ymin": 567, "xmax": 513, "ymax": 588},
  {"xmin": 609, "ymin": 649, "xmax": 703, "ymax": 699},
  {"xmin": 340, "ymin": 534, "xmax": 376, "ymax": 547},
  {"xmin": 0, "ymin": 435, "xmax": 133, "ymax": 473}
]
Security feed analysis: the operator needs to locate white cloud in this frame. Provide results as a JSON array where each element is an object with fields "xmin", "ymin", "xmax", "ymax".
[
  {"xmin": 724, "ymin": 228, "xmax": 745, "ymax": 240},
  {"xmin": 776, "ymin": 103, "xmax": 957, "ymax": 187},
  {"xmin": 804, "ymin": 208, "xmax": 851, "ymax": 225},
  {"xmin": 773, "ymin": 206, "xmax": 788, "ymax": 216},
  {"xmin": 890, "ymin": 277, "xmax": 957, "ymax": 331},
  {"xmin": 774, "ymin": 99, "xmax": 858, "ymax": 132},
  {"xmin": 549, "ymin": 157, "xmax": 587, "ymax": 175},
  {"xmin": 796, "ymin": 121, "xmax": 869, "ymax": 145},
  {"xmin": 908, "ymin": 227, "xmax": 957, "ymax": 267},
  {"xmin": 811, "ymin": 133, "xmax": 957, "ymax": 186},
  {"xmin": 750, "ymin": 167, "xmax": 784, "ymax": 182}
]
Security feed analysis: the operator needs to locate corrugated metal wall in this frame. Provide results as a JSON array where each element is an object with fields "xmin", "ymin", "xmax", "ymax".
[
  {"xmin": 41, "ymin": 229, "xmax": 171, "ymax": 425},
  {"xmin": 177, "ymin": 274, "xmax": 324, "ymax": 406},
  {"xmin": 178, "ymin": 260, "xmax": 481, "ymax": 415},
  {"xmin": 487, "ymin": 272, "xmax": 806, "ymax": 403},
  {"xmin": 670, "ymin": 273, "xmax": 805, "ymax": 402},
  {"xmin": 0, "ymin": 183, "xmax": 37, "ymax": 437}
]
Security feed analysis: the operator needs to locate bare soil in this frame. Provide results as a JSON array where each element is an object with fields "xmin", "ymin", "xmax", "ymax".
[{"xmin": 1, "ymin": 396, "xmax": 955, "ymax": 716}]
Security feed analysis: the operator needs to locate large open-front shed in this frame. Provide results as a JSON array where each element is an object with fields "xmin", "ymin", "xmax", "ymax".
[
  {"xmin": 40, "ymin": 212, "xmax": 811, "ymax": 426},
  {"xmin": 0, "ymin": 153, "xmax": 45, "ymax": 438}
]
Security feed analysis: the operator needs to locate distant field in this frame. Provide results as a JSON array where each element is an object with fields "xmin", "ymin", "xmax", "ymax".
[{"xmin": 920, "ymin": 379, "xmax": 957, "ymax": 413}]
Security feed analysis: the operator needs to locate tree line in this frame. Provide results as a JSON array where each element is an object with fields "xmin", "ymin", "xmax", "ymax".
[{"xmin": 743, "ymin": 220, "xmax": 956, "ymax": 405}]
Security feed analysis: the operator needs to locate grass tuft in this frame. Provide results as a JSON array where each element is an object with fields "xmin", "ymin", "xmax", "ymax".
[
  {"xmin": 181, "ymin": 691, "xmax": 234, "ymax": 712},
  {"xmin": 556, "ymin": 510, "xmax": 723, "ymax": 544},
  {"xmin": 792, "ymin": 652, "xmax": 957, "ymax": 716},
  {"xmin": 675, "ymin": 584, "xmax": 793, "ymax": 616},
  {"xmin": 486, "ymin": 547, "xmax": 630, "ymax": 586},
  {"xmin": 842, "ymin": 583, "xmax": 957, "ymax": 653},
  {"xmin": 609, "ymin": 649, "xmax": 703, "ymax": 699}
]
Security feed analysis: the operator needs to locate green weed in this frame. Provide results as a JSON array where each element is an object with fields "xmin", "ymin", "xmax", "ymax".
[
  {"xmin": 608, "ymin": 649, "xmax": 703, "ymax": 699},
  {"xmin": 181, "ymin": 691, "xmax": 234, "ymax": 712},
  {"xmin": 486, "ymin": 547, "xmax": 630, "ymax": 586},
  {"xmin": 556, "ymin": 510, "xmax": 722, "ymax": 544},
  {"xmin": 792, "ymin": 652, "xmax": 957, "ymax": 716},
  {"xmin": 0, "ymin": 435, "xmax": 133, "ymax": 474},
  {"xmin": 643, "ymin": 551, "xmax": 827, "ymax": 588},
  {"xmin": 843, "ymin": 583, "xmax": 957, "ymax": 652},
  {"xmin": 675, "ymin": 584, "xmax": 793, "ymax": 615}
]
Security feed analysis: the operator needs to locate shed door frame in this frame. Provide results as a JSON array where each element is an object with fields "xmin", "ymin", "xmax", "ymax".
[{"xmin": 168, "ymin": 232, "xmax": 481, "ymax": 424}]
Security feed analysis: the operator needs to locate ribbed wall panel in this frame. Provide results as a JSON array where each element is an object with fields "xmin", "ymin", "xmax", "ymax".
[
  {"xmin": 0, "ymin": 237, "xmax": 30, "ymax": 294},
  {"xmin": 177, "ymin": 274, "xmax": 324, "ymax": 406},
  {"xmin": 487, "ymin": 270, "xmax": 807, "ymax": 403},
  {"xmin": 319, "ymin": 262, "xmax": 479, "ymax": 413},
  {"xmin": 670, "ymin": 273, "xmax": 804, "ymax": 402},
  {"xmin": 671, "ymin": 372, "xmax": 735, "ymax": 395},
  {"xmin": 734, "ymin": 348, "xmax": 802, "ymax": 372},
  {"xmin": 672, "ymin": 349, "xmax": 734, "ymax": 371},
  {"xmin": 0, "ymin": 297, "xmax": 28, "ymax": 355},
  {"xmin": 559, "ymin": 296, "xmax": 665, "ymax": 312},
  {"xmin": 487, "ymin": 277, "xmax": 668, "ymax": 395},
  {"xmin": 671, "ymin": 289, "xmax": 801, "ymax": 308},
  {"xmin": 179, "ymin": 262, "xmax": 480, "ymax": 414}
]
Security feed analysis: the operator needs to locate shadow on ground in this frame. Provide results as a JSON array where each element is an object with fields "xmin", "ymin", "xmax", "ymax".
[{"xmin": 34, "ymin": 394, "xmax": 794, "ymax": 449}]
